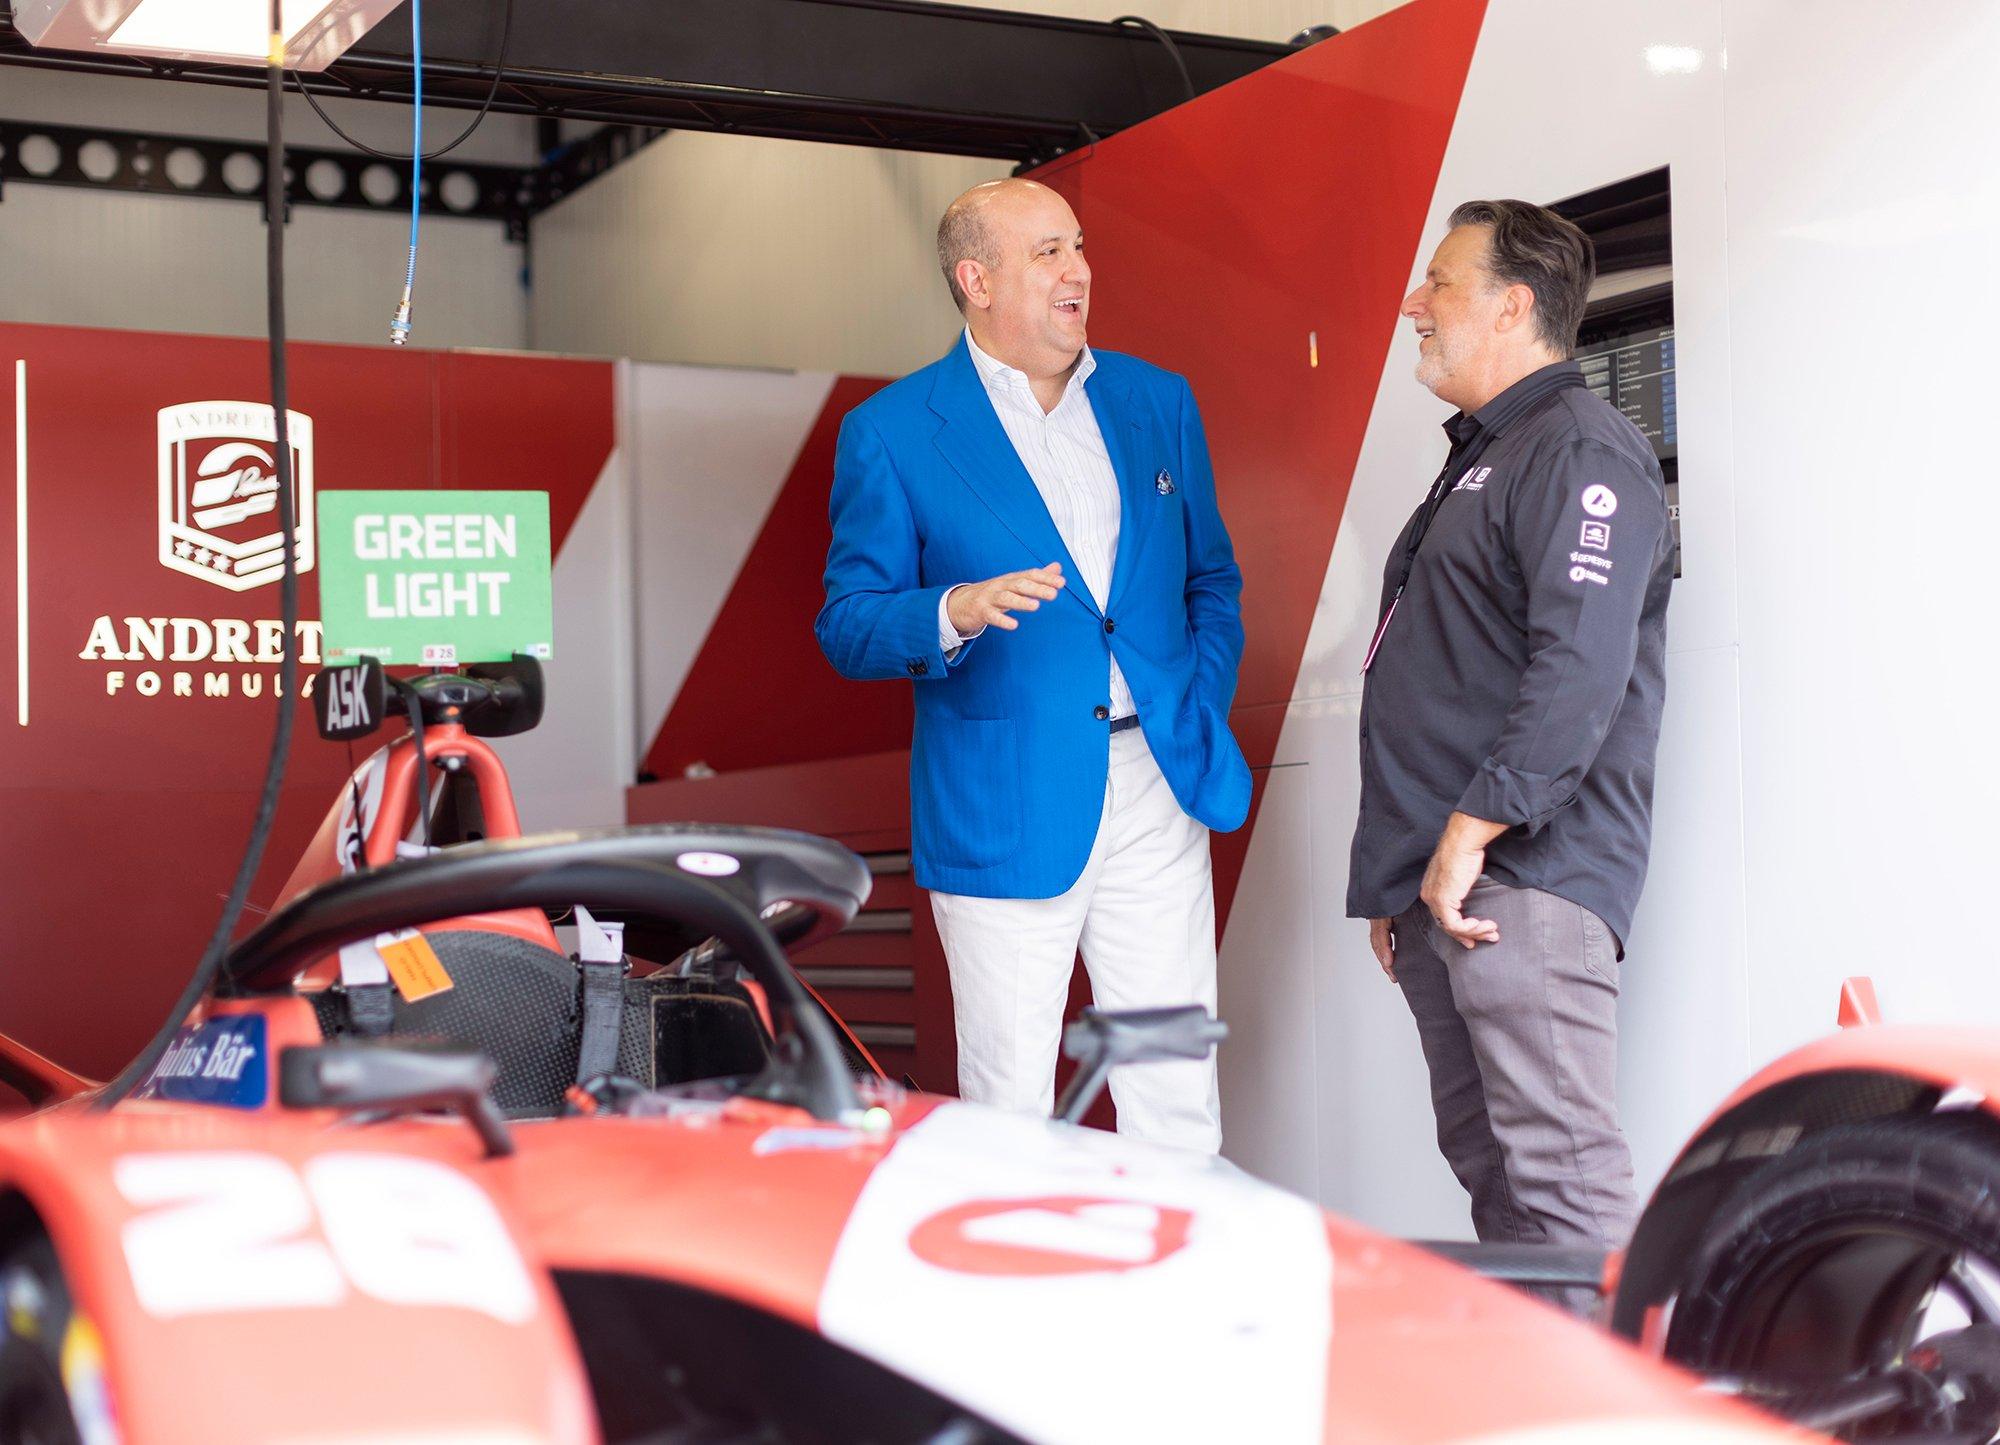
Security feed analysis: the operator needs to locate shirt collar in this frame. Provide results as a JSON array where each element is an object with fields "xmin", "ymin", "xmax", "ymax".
[
  {"xmin": 1442, "ymin": 358, "xmax": 1584, "ymax": 448},
  {"xmin": 964, "ymin": 327, "xmax": 1095, "ymax": 410}
]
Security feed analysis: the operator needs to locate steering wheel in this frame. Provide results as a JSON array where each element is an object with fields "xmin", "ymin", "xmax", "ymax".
[{"xmin": 222, "ymin": 827, "xmax": 869, "ymax": 1123}]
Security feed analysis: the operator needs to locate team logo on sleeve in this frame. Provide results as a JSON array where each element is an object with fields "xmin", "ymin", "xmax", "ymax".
[
  {"xmin": 1580, "ymin": 521, "xmax": 1611, "ymax": 550},
  {"xmin": 1581, "ymin": 484, "xmax": 1618, "ymax": 518}
]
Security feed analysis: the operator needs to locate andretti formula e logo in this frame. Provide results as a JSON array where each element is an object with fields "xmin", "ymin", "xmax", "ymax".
[{"xmin": 157, "ymin": 401, "xmax": 316, "ymax": 592}]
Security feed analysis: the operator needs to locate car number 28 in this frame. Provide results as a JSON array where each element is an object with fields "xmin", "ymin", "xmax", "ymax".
[{"xmin": 114, "ymin": 1151, "xmax": 536, "ymax": 1324}]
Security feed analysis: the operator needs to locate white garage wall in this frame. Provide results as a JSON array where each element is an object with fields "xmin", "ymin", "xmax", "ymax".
[
  {"xmin": 527, "ymin": 0, "xmax": 1407, "ymax": 377},
  {"xmin": 1208, "ymin": 0, "xmax": 2000, "ymax": 1240},
  {"xmin": 527, "ymin": 134, "xmax": 998, "ymax": 377},
  {"xmin": 0, "ymin": 67, "xmax": 533, "ymax": 351}
]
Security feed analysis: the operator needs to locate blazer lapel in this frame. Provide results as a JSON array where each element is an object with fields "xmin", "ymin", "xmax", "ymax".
[
  {"xmin": 928, "ymin": 338, "xmax": 1099, "ymax": 617},
  {"xmin": 1089, "ymin": 366, "xmax": 1156, "ymax": 615}
]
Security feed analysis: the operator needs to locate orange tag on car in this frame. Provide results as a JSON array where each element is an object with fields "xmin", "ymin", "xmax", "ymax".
[{"xmin": 376, "ymin": 929, "xmax": 453, "ymax": 1002}]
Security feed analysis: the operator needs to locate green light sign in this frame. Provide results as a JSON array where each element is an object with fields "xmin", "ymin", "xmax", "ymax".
[{"xmin": 316, "ymin": 490, "xmax": 553, "ymax": 665}]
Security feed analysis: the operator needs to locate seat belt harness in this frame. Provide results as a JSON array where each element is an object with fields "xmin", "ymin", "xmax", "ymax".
[{"xmin": 574, "ymin": 905, "xmax": 627, "ymax": 1087}]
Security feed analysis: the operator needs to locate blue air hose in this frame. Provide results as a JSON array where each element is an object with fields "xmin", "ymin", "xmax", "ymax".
[{"xmin": 389, "ymin": 0, "xmax": 421, "ymax": 344}]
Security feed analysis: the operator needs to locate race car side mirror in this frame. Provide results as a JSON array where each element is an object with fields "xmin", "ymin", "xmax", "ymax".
[
  {"xmin": 461, "ymin": 654, "xmax": 545, "ymax": 738},
  {"xmin": 314, "ymin": 658, "xmax": 388, "ymax": 742},
  {"xmin": 279, "ymin": 1042, "xmax": 513, "ymax": 1157},
  {"xmin": 1053, "ymin": 1005, "xmax": 1228, "ymax": 1126}
]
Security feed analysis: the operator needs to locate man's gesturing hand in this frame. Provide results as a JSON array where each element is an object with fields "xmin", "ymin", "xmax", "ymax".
[
  {"xmin": 1419, "ymin": 811, "xmax": 1509, "ymax": 951},
  {"xmin": 947, "ymin": 563, "xmax": 1065, "ymax": 635}
]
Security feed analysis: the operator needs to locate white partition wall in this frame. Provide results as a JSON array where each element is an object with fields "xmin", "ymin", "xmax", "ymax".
[{"xmin": 1215, "ymin": 0, "xmax": 2000, "ymax": 1233}]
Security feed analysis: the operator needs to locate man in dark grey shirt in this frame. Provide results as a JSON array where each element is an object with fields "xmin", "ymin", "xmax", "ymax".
[{"xmin": 1350, "ymin": 199, "xmax": 1673, "ymax": 1265}]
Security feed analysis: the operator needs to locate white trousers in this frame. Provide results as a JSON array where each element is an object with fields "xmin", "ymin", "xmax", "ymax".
[{"xmin": 929, "ymin": 726, "xmax": 1221, "ymax": 1153}]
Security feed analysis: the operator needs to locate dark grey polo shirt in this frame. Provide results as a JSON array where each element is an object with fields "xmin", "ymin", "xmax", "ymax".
[{"xmin": 1347, "ymin": 360, "xmax": 1673, "ymax": 945}]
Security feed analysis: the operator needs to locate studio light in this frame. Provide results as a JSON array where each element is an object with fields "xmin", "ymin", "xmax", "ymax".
[{"xmin": 13, "ymin": 0, "xmax": 406, "ymax": 72}]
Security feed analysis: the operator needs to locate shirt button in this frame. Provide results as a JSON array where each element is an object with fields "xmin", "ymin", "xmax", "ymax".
[
  {"xmin": 1103, "ymin": 619, "xmax": 1116, "ymax": 634},
  {"xmin": 1093, "ymin": 705, "xmax": 1110, "ymax": 721}
]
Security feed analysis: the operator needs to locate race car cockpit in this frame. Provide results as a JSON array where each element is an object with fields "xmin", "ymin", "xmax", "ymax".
[
  {"xmin": 131, "ymin": 656, "xmax": 885, "ymax": 1133},
  {"xmin": 222, "ymin": 824, "xmax": 880, "ymax": 1126}
]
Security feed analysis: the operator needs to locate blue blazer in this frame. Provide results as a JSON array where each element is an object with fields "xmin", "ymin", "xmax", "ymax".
[{"xmin": 815, "ymin": 337, "xmax": 1251, "ymax": 899}]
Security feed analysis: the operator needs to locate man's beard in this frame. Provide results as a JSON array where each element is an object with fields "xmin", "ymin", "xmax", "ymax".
[{"xmin": 1415, "ymin": 333, "xmax": 1457, "ymax": 395}]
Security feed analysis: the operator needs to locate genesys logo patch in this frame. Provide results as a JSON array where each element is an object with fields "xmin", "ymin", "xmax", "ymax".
[{"xmin": 158, "ymin": 401, "xmax": 315, "ymax": 593}]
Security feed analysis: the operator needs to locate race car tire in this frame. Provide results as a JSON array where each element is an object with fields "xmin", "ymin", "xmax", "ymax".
[
  {"xmin": 1663, "ymin": 1116, "xmax": 2000, "ymax": 1439},
  {"xmin": 0, "ymin": 1230, "xmax": 87, "ymax": 1445}
]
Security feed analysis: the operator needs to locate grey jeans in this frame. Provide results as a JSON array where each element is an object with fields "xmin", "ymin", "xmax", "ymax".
[{"xmin": 1394, "ymin": 879, "xmax": 1637, "ymax": 1253}]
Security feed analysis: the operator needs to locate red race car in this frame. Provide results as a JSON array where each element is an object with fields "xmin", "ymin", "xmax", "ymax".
[{"xmin": 0, "ymin": 661, "xmax": 1993, "ymax": 1445}]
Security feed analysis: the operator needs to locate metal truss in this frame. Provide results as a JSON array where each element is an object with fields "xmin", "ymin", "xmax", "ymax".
[
  {"xmin": 0, "ymin": 116, "xmax": 658, "ymax": 240},
  {"xmin": 0, "ymin": 0, "xmax": 1301, "ymax": 235},
  {"xmin": 0, "ymin": 1, "xmax": 1297, "ymax": 169}
]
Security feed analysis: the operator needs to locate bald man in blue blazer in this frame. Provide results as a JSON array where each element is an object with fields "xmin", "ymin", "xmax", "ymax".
[{"xmin": 816, "ymin": 178, "xmax": 1249, "ymax": 1152}]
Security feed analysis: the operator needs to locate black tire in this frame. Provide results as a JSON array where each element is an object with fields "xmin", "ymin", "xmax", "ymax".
[
  {"xmin": 0, "ymin": 1232, "xmax": 86, "ymax": 1445},
  {"xmin": 1664, "ymin": 1117, "xmax": 2000, "ymax": 1437}
]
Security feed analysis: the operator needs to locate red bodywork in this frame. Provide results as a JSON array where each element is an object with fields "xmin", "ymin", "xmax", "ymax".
[{"xmin": 0, "ymin": 725, "xmax": 1816, "ymax": 1444}]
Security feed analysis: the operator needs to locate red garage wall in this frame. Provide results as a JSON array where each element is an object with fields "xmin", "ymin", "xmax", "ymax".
[
  {"xmin": 0, "ymin": 323, "xmax": 614, "ymax": 1078},
  {"xmin": 640, "ymin": 375, "xmax": 900, "ymax": 780},
  {"xmin": 4, "ymin": 0, "xmax": 1487, "ymax": 1088}
]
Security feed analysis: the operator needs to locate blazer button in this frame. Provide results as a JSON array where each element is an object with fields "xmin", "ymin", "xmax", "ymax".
[
  {"xmin": 907, "ymin": 659, "xmax": 929, "ymax": 677},
  {"xmin": 1093, "ymin": 705, "xmax": 1110, "ymax": 720},
  {"xmin": 1103, "ymin": 619, "xmax": 1116, "ymax": 634}
]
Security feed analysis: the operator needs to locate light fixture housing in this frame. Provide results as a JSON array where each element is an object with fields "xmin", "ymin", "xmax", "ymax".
[{"xmin": 13, "ymin": 0, "xmax": 406, "ymax": 72}]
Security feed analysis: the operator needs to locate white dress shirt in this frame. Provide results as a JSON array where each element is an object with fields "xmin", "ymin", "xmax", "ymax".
[{"xmin": 939, "ymin": 328, "xmax": 1136, "ymax": 719}]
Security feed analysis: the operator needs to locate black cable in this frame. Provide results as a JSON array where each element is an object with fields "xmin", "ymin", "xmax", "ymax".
[
  {"xmin": 1113, "ymin": 15, "xmax": 1195, "ymax": 104},
  {"xmin": 98, "ymin": 1, "xmax": 301, "ymax": 1105},
  {"xmin": 394, "ymin": 679, "xmax": 432, "ymax": 848},
  {"xmin": 293, "ymin": 0, "xmax": 513, "ymax": 163},
  {"xmin": 343, "ymin": 744, "xmax": 367, "ymax": 871}
]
